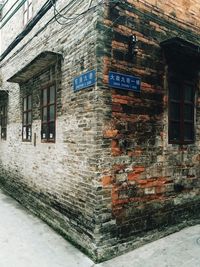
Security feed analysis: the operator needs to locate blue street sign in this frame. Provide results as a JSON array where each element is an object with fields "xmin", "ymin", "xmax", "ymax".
[
  {"xmin": 109, "ymin": 71, "xmax": 141, "ymax": 92},
  {"xmin": 74, "ymin": 70, "xmax": 96, "ymax": 92}
]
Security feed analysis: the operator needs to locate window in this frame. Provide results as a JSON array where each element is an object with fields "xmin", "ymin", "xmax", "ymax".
[
  {"xmin": 22, "ymin": 95, "xmax": 32, "ymax": 141},
  {"xmin": 0, "ymin": 105, "xmax": 7, "ymax": 140},
  {"xmin": 23, "ymin": 0, "xmax": 33, "ymax": 25},
  {"xmin": 41, "ymin": 85, "xmax": 56, "ymax": 142},
  {"xmin": 169, "ymin": 79, "xmax": 195, "ymax": 144}
]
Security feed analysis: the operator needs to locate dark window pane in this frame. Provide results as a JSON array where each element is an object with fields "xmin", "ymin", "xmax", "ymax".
[
  {"xmin": 41, "ymin": 124, "xmax": 47, "ymax": 139},
  {"xmin": 28, "ymin": 95, "xmax": 32, "ymax": 109},
  {"xmin": 1, "ymin": 104, "xmax": 7, "ymax": 140},
  {"xmin": 49, "ymin": 122, "xmax": 55, "ymax": 140},
  {"xmin": 43, "ymin": 89, "xmax": 47, "ymax": 105},
  {"xmin": 169, "ymin": 122, "xmax": 180, "ymax": 141},
  {"xmin": 28, "ymin": 112, "xmax": 32, "ymax": 124},
  {"xmin": 2, "ymin": 118, "xmax": 5, "ymax": 127},
  {"xmin": 22, "ymin": 95, "xmax": 32, "ymax": 141},
  {"xmin": 42, "ymin": 107, "xmax": 47, "ymax": 122},
  {"xmin": 184, "ymin": 104, "xmax": 193, "ymax": 121},
  {"xmin": 23, "ymin": 98, "xmax": 27, "ymax": 111},
  {"xmin": 184, "ymin": 123, "xmax": 193, "ymax": 141},
  {"xmin": 170, "ymin": 103, "xmax": 180, "ymax": 120},
  {"xmin": 184, "ymin": 85, "xmax": 193, "ymax": 102},
  {"xmin": 168, "ymin": 77, "xmax": 195, "ymax": 144},
  {"xmin": 50, "ymin": 86, "xmax": 55, "ymax": 104},
  {"xmin": 23, "ymin": 113, "xmax": 27, "ymax": 124},
  {"xmin": 169, "ymin": 83, "xmax": 180, "ymax": 100},
  {"xmin": 49, "ymin": 105, "xmax": 55, "ymax": 121},
  {"xmin": 41, "ymin": 84, "xmax": 56, "ymax": 142}
]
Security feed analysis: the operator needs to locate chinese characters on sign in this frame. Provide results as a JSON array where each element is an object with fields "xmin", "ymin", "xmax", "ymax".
[
  {"xmin": 74, "ymin": 70, "xmax": 96, "ymax": 92},
  {"xmin": 109, "ymin": 71, "xmax": 141, "ymax": 92}
]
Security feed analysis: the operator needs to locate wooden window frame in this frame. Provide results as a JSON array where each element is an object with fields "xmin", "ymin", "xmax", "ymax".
[
  {"xmin": 0, "ymin": 105, "xmax": 7, "ymax": 140},
  {"xmin": 41, "ymin": 82, "xmax": 56, "ymax": 143},
  {"xmin": 22, "ymin": 95, "xmax": 32, "ymax": 142},
  {"xmin": 23, "ymin": 0, "xmax": 33, "ymax": 26},
  {"xmin": 168, "ymin": 78, "xmax": 195, "ymax": 145}
]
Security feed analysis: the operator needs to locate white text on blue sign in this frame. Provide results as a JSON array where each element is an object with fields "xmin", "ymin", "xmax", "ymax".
[
  {"xmin": 109, "ymin": 71, "xmax": 141, "ymax": 92},
  {"xmin": 74, "ymin": 70, "xmax": 96, "ymax": 92}
]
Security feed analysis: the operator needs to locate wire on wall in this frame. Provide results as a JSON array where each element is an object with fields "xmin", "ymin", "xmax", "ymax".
[
  {"xmin": 1, "ymin": 0, "xmax": 22, "ymax": 22},
  {"xmin": 0, "ymin": 0, "xmax": 9, "ymax": 11},
  {"xmin": 0, "ymin": 0, "xmax": 27, "ymax": 28},
  {"xmin": 1, "ymin": 0, "xmax": 200, "ymax": 67},
  {"xmin": 0, "ymin": 0, "xmax": 111, "ymax": 64}
]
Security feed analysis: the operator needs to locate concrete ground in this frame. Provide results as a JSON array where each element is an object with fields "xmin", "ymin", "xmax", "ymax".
[{"xmin": 0, "ymin": 189, "xmax": 200, "ymax": 267}]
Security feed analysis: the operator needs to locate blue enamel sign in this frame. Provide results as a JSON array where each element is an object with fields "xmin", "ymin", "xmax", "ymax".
[
  {"xmin": 74, "ymin": 70, "xmax": 96, "ymax": 92},
  {"xmin": 109, "ymin": 71, "xmax": 141, "ymax": 92}
]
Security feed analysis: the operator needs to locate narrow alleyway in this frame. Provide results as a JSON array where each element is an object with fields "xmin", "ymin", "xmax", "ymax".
[
  {"xmin": 0, "ymin": 189, "xmax": 93, "ymax": 267},
  {"xmin": 96, "ymin": 224, "xmax": 200, "ymax": 267},
  {"xmin": 0, "ymin": 188, "xmax": 199, "ymax": 267}
]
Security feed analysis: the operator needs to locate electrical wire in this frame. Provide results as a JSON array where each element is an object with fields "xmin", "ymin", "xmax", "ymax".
[
  {"xmin": 0, "ymin": 0, "xmax": 24, "ymax": 22},
  {"xmin": 50, "ymin": 0, "xmax": 116, "ymax": 26},
  {"xmin": 101, "ymin": 0, "xmax": 200, "ymax": 43},
  {"xmin": 0, "ymin": 0, "xmax": 101, "ymax": 65},
  {"xmin": 1, "ymin": 0, "xmax": 200, "ymax": 33},
  {"xmin": 0, "ymin": 0, "xmax": 56, "ymax": 61},
  {"xmin": 0, "ymin": 0, "xmax": 9, "ymax": 11},
  {"xmin": 42, "ymin": 0, "xmax": 200, "ymax": 40},
  {"xmin": 51, "ymin": 0, "xmax": 104, "ymax": 26},
  {"xmin": 50, "ymin": 0, "xmax": 80, "ymax": 21},
  {"xmin": 0, "ymin": 0, "xmax": 27, "ymax": 29},
  {"xmin": 1, "ymin": 0, "xmax": 200, "ymax": 67}
]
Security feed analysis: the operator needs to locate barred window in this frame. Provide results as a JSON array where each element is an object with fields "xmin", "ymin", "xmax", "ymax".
[
  {"xmin": 0, "ymin": 105, "xmax": 7, "ymax": 140},
  {"xmin": 169, "ymin": 79, "xmax": 195, "ymax": 144},
  {"xmin": 22, "ymin": 95, "xmax": 32, "ymax": 141},
  {"xmin": 23, "ymin": 0, "xmax": 33, "ymax": 25},
  {"xmin": 41, "ymin": 85, "xmax": 56, "ymax": 142}
]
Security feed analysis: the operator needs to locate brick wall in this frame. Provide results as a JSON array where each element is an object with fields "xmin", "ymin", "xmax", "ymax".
[
  {"xmin": 0, "ymin": 0, "xmax": 200, "ymax": 262},
  {"xmin": 94, "ymin": 0, "xmax": 200, "ymax": 260},
  {"xmin": 0, "ymin": 0, "xmax": 103, "ymax": 261}
]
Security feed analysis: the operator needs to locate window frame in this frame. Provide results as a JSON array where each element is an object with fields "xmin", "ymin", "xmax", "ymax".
[
  {"xmin": 0, "ymin": 104, "xmax": 7, "ymax": 140},
  {"xmin": 22, "ymin": 94, "xmax": 32, "ymax": 142},
  {"xmin": 168, "ymin": 76, "xmax": 195, "ymax": 145},
  {"xmin": 41, "ymin": 82, "xmax": 56, "ymax": 143},
  {"xmin": 23, "ymin": 0, "xmax": 33, "ymax": 26}
]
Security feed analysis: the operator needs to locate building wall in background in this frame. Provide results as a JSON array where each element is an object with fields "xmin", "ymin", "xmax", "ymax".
[
  {"xmin": 0, "ymin": 0, "xmax": 102, "ymax": 260},
  {"xmin": 0, "ymin": 0, "xmax": 200, "ymax": 262},
  {"xmin": 95, "ymin": 0, "xmax": 200, "ymax": 260}
]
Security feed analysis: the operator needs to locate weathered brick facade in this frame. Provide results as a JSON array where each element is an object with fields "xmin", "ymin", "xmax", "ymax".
[{"xmin": 0, "ymin": 0, "xmax": 200, "ymax": 262}]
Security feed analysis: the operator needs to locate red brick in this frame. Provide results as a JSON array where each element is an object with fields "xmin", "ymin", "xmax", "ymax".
[
  {"xmin": 103, "ymin": 129, "xmax": 118, "ymax": 138},
  {"xmin": 101, "ymin": 176, "xmax": 112, "ymax": 187}
]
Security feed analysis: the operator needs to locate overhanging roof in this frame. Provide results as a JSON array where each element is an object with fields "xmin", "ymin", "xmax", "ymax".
[
  {"xmin": 7, "ymin": 51, "xmax": 63, "ymax": 84},
  {"xmin": 160, "ymin": 37, "xmax": 200, "ymax": 67}
]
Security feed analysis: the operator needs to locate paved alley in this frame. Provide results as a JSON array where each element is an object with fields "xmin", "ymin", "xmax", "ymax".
[
  {"xmin": 0, "ymin": 188, "xmax": 200, "ymax": 267},
  {"xmin": 0, "ymin": 189, "xmax": 93, "ymax": 267}
]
